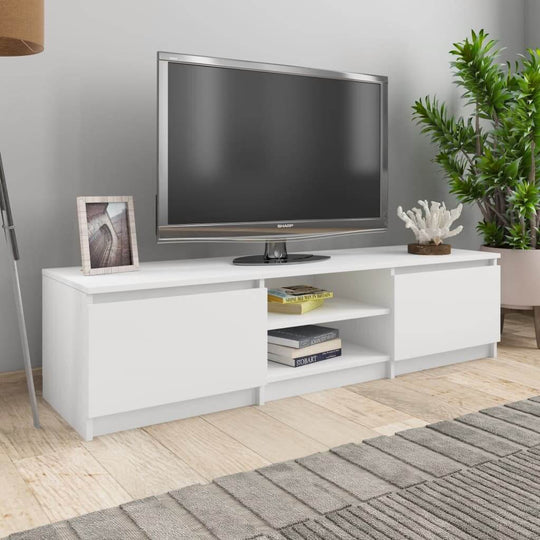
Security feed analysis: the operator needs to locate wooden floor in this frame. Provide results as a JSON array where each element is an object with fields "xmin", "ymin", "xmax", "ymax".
[{"xmin": 1, "ymin": 313, "xmax": 539, "ymax": 536}]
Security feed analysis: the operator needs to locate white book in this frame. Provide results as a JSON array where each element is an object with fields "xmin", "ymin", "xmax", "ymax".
[{"xmin": 268, "ymin": 338, "xmax": 341, "ymax": 358}]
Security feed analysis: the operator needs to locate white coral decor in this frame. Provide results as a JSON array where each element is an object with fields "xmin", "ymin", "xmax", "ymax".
[{"xmin": 397, "ymin": 200, "xmax": 463, "ymax": 245}]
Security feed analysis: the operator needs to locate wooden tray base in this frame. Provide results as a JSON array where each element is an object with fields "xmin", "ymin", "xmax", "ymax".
[{"xmin": 408, "ymin": 243, "xmax": 451, "ymax": 255}]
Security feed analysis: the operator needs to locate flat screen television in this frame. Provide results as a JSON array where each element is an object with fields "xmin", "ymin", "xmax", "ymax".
[{"xmin": 157, "ymin": 52, "xmax": 388, "ymax": 264}]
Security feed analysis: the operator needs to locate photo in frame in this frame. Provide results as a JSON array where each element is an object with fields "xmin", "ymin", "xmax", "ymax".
[{"xmin": 77, "ymin": 196, "xmax": 139, "ymax": 275}]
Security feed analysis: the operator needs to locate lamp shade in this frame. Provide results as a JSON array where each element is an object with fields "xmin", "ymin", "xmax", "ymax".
[{"xmin": 0, "ymin": 0, "xmax": 44, "ymax": 56}]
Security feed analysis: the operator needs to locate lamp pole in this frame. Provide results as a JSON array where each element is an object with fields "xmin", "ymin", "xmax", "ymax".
[
  {"xmin": 0, "ymin": 155, "xmax": 40, "ymax": 427},
  {"xmin": 0, "ymin": 0, "xmax": 44, "ymax": 427}
]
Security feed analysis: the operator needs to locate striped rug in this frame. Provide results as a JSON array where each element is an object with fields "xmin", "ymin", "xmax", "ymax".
[{"xmin": 9, "ymin": 397, "xmax": 540, "ymax": 539}]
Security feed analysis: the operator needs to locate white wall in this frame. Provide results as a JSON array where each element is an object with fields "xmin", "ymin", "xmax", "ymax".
[
  {"xmin": 0, "ymin": 0, "xmax": 526, "ymax": 372},
  {"xmin": 526, "ymin": 0, "xmax": 540, "ymax": 48}
]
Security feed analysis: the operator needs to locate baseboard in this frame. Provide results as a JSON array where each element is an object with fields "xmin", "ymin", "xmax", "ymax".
[
  {"xmin": 394, "ymin": 344, "xmax": 493, "ymax": 377},
  {"xmin": 85, "ymin": 388, "xmax": 259, "ymax": 441},
  {"xmin": 265, "ymin": 362, "xmax": 388, "ymax": 402}
]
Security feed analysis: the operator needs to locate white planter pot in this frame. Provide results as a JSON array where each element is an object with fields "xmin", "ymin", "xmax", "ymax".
[{"xmin": 480, "ymin": 246, "xmax": 540, "ymax": 309}]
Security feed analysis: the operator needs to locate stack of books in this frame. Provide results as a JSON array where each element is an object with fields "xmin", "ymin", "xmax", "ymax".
[
  {"xmin": 267, "ymin": 324, "xmax": 342, "ymax": 367},
  {"xmin": 267, "ymin": 285, "xmax": 333, "ymax": 315}
]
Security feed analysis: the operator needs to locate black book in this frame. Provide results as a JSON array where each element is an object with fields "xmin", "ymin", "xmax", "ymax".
[{"xmin": 267, "ymin": 324, "xmax": 339, "ymax": 349}]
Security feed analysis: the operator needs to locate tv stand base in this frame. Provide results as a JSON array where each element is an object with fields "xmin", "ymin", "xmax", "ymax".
[{"xmin": 233, "ymin": 241, "xmax": 330, "ymax": 265}]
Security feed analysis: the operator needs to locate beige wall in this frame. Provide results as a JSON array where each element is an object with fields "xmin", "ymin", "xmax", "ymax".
[{"xmin": 0, "ymin": 0, "xmax": 527, "ymax": 371}]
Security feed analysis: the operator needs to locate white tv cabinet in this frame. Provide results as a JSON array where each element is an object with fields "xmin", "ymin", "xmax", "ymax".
[{"xmin": 42, "ymin": 246, "xmax": 500, "ymax": 441}]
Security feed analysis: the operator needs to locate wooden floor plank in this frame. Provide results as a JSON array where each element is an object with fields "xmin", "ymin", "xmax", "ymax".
[
  {"xmin": 0, "ymin": 393, "xmax": 81, "ymax": 460},
  {"xmin": 302, "ymin": 387, "xmax": 424, "ymax": 429},
  {"xmin": 83, "ymin": 429, "xmax": 206, "ymax": 499},
  {"xmin": 446, "ymin": 369, "xmax": 539, "ymax": 402},
  {"xmin": 14, "ymin": 447, "xmax": 131, "ymax": 522},
  {"xmin": 144, "ymin": 416, "xmax": 269, "ymax": 481},
  {"xmin": 497, "ymin": 347, "xmax": 540, "ymax": 367},
  {"xmin": 346, "ymin": 378, "xmax": 469, "ymax": 423},
  {"xmin": 373, "ymin": 417, "xmax": 428, "ymax": 436},
  {"xmin": 257, "ymin": 396, "xmax": 379, "ymax": 447},
  {"xmin": 396, "ymin": 375, "xmax": 507, "ymax": 411},
  {"xmin": 0, "ymin": 369, "xmax": 42, "ymax": 397},
  {"xmin": 0, "ymin": 453, "xmax": 49, "ymax": 537},
  {"xmin": 203, "ymin": 406, "xmax": 327, "ymax": 462},
  {"xmin": 472, "ymin": 358, "xmax": 540, "ymax": 390}
]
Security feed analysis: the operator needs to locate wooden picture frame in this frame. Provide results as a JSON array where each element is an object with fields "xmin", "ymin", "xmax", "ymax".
[{"xmin": 77, "ymin": 196, "xmax": 139, "ymax": 276}]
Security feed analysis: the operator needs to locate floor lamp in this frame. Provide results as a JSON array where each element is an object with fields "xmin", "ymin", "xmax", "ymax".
[{"xmin": 0, "ymin": 0, "xmax": 44, "ymax": 428}]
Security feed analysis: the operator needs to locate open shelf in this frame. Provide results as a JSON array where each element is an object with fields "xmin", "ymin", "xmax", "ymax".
[
  {"xmin": 266, "ymin": 342, "xmax": 389, "ymax": 383},
  {"xmin": 266, "ymin": 297, "xmax": 389, "ymax": 330}
]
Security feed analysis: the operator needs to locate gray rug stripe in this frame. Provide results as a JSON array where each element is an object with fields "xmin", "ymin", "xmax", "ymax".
[
  {"xmin": 303, "ymin": 519, "xmax": 360, "ymax": 540},
  {"xmin": 348, "ymin": 504, "xmax": 427, "ymax": 540},
  {"xmin": 122, "ymin": 493, "xmax": 213, "ymax": 539},
  {"xmin": 331, "ymin": 442, "xmax": 431, "ymax": 488},
  {"xmin": 419, "ymin": 483, "xmax": 530, "ymax": 539},
  {"xmin": 489, "ymin": 458, "xmax": 540, "ymax": 484},
  {"xmin": 398, "ymin": 487, "xmax": 494, "ymax": 540},
  {"xmin": 279, "ymin": 525, "xmax": 312, "ymax": 540},
  {"xmin": 406, "ymin": 485, "xmax": 496, "ymax": 540},
  {"xmin": 248, "ymin": 535, "xmax": 286, "ymax": 540},
  {"xmin": 326, "ymin": 508, "xmax": 393, "ymax": 540},
  {"xmin": 478, "ymin": 461, "xmax": 540, "ymax": 493},
  {"xmin": 7, "ymin": 527, "xmax": 60, "ymax": 540},
  {"xmin": 428, "ymin": 419, "xmax": 523, "ymax": 456},
  {"xmin": 504, "ymin": 452, "xmax": 540, "ymax": 476},
  {"xmin": 482, "ymin": 459, "xmax": 540, "ymax": 488},
  {"xmin": 528, "ymin": 396, "xmax": 540, "ymax": 403},
  {"xmin": 282, "ymin": 520, "xmax": 354, "ymax": 540},
  {"xmin": 526, "ymin": 445, "xmax": 540, "ymax": 457},
  {"xmin": 397, "ymin": 426, "xmax": 493, "ymax": 466},
  {"xmin": 279, "ymin": 531, "xmax": 303, "ymax": 540},
  {"xmin": 257, "ymin": 461, "xmax": 356, "ymax": 515},
  {"xmin": 297, "ymin": 452, "xmax": 394, "ymax": 501},
  {"xmin": 428, "ymin": 479, "xmax": 538, "ymax": 537},
  {"xmin": 506, "ymin": 399, "xmax": 540, "ymax": 417},
  {"xmin": 325, "ymin": 510, "xmax": 387, "ymax": 540},
  {"xmin": 461, "ymin": 467, "xmax": 540, "ymax": 505},
  {"xmin": 513, "ymin": 450, "xmax": 540, "ymax": 469},
  {"xmin": 171, "ymin": 483, "xmax": 276, "ymax": 540},
  {"xmin": 382, "ymin": 493, "xmax": 473, "ymax": 540},
  {"xmin": 215, "ymin": 471, "xmax": 317, "ymax": 529},
  {"xmin": 444, "ymin": 474, "xmax": 540, "ymax": 529},
  {"xmin": 481, "ymin": 405, "xmax": 540, "ymax": 433},
  {"xmin": 299, "ymin": 518, "xmax": 360, "ymax": 540},
  {"xmin": 456, "ymin": 412, "xmax": 540, "ymax": 446},
  {"xmin": 68, "ymin": 507, "xmax": 146, "ymax": 540},
  {"xmin": 513, "ymin": 451, "xmax": 540, "ymax": 476},
  {"xmin": 507, "ymin": 454, "xmax": 540, "ymax": 483},
  {"xmin": 368, "ymin": 498, "xmax": 447, "ymax": 540},
  {"xmin": 364, "ymin": 435, "xmax": 462, "ymax": 476},
  {"xmin": 7, "ymin": 522, "xmax": 78, "ymax": 540},
  {"xmin": 513, "ymin": 447, "xmax": 540, "ymax": 470},
  {"xmin": 469, "ymin": 467, "xmax": 540, "ymax": 513}
]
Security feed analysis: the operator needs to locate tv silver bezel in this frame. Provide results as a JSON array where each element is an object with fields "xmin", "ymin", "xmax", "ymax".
[{"xmin": 157, "ymin": 52, "xmax": 388, "ymax": 243}]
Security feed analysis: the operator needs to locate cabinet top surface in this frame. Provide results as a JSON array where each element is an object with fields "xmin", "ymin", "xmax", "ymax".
[{"xmin": 43, "ymin": 245, "xmax": 499, "ymax": 295}]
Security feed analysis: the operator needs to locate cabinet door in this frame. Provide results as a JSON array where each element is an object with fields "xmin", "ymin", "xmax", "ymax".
[
  {"xmin": 394, "ymin": 266, "xmax": 500, "ymax": 361},
  {"xmin": 88, "ymin": 288, "xmax": 266, "ymax": 417}
]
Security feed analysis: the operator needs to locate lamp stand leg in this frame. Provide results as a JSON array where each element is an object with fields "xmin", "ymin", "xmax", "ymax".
[{"xmin": 10, "ymin": 259, "xmax": 40, "ymax": 428}]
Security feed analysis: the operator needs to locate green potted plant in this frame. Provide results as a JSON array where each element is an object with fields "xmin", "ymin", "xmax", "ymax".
[{"xmin": 413, "ymin": 29, "xmax": 540, "ymax": 345}]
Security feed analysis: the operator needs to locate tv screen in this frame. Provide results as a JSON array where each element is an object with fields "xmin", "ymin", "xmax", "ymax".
[{"xmin": 157, "ymin": 54, "xmax": 387, "ymax": 241}]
